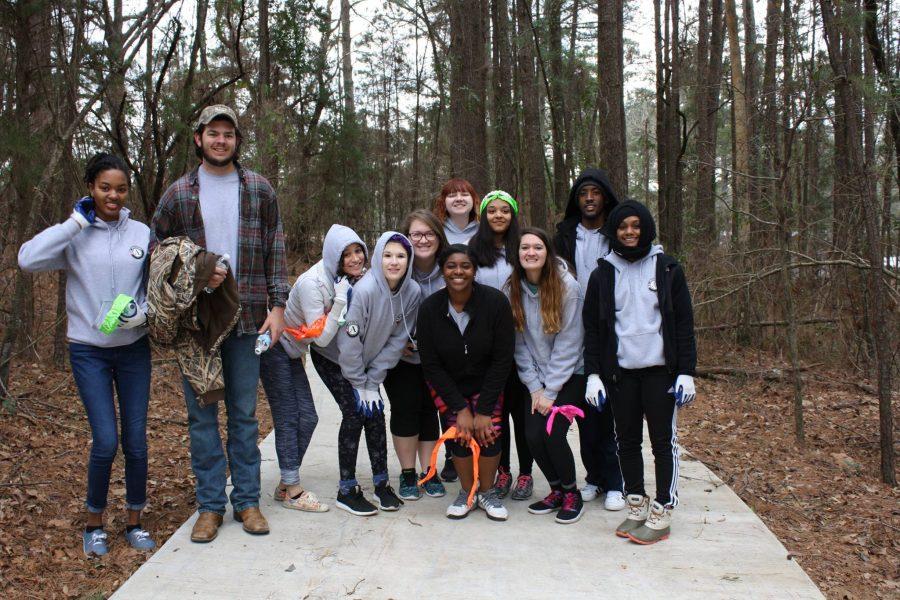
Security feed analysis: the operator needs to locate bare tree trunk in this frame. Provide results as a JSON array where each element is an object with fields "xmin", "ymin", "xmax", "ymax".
[
  {"xmin": 545, "ymin": 0, "xmax": 568, "ymax": 207},
  {"xmin": 491, "ymin": 0, "xmax": 516, "ymax": 192},
  {"xmin": 695, "ymin": 0, "xmax": 725, "ymax": 246},
  {"xmin": 257, "ymin": 0, "xmax": 278, "ymax": 182},
  {"xmin": 449, "ymin": 0, "xmax": 490, "ymax": 194},
  {"xmin": 341, "ymin": 0, "xmax": 355, "ymax": 118},
  {"xmin": 724, "ymin": 0, "xmax": 751, "ymax": 249},
  {"xmin": 516, "ymin": 0, "xmax": 547, "ymax": 226},
  {"xmin": 597, "ymin": 0, "xmax": 628, "ymax": 196},
  {"xmin": 820, "ymin": 0, "xmax": 895, "ymax": 486}
]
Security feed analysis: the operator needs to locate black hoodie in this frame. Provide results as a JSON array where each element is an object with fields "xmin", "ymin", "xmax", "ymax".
[{"xmin": 553, "ymin": 168, "xmax": 620, "ymax": 274}]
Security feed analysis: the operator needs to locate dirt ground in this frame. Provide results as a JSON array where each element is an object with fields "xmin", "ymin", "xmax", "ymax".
[{"xmin": 0, "ymin": 342, "xmax": 897, "ymax": 599}]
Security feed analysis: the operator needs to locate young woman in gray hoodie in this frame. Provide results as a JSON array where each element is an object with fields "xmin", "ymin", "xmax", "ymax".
[
  {"xmin": 18, "ymin": 154, "xmax": 155, "ymax": 556},
  {"xmin": 330, "ymin": 232, "xmax": 421, "ymax": 516},
  {"xmin": 432, "ymin": 178, "xmax": 479, "ymax": 245},
  {"xmin": 382, "ymin": 211, "xmax": 448, "ymax": 501},
  {"xmin": 468, "ymin": 190, "xmax": 535, "ymax": 500},
  {"xmin": 263, "ymin": 224, "xmax": 367, "ymax": 514},
  {"xmin": 508, "ymin": 227, "xmax": 587, "ymax": 524}
]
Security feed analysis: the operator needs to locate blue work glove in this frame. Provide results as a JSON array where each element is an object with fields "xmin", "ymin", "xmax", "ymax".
[
  {"xmin": 673, "ymin": 375, "xmax": 696, "ymax": 408},
  {"xmin": 71, "ymin": 196, "xmax": 96, "ymax": 229},
  {"xmin": 584, "ymin": 374, "xmax": 607, "ymax": 410},
  {"xmin": 354, "ymin": 388, "xmax": 384, "ymax": 417}
]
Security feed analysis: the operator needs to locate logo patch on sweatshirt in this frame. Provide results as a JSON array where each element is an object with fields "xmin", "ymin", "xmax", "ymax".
[
  {"xmin": 129, "ymin": 246, "xmax": 145, "ymax": 259},
  {"xmin": 648, "ymin": 279, "xmax": 657, "ymax": 292},
  {"xmin": 346, "ymin": 322, "xmax": 359, "ymax": 337}
]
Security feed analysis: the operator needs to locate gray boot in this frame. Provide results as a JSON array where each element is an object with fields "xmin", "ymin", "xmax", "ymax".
[
  {"xmin": 628, "ymin": 500, "xmax": 671, "ymax": 545},
  {"xmin": 615, "ymin": 494, "xmax": 650, "ymax": 538}
]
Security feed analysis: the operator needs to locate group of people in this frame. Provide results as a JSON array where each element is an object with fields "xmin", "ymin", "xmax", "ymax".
[{"xmin": 18, "ymin": 104, "xmax": 697, "ymax": 559}]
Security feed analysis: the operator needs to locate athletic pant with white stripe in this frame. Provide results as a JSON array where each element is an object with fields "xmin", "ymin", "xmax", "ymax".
[{"xmin": 609, "ymin": 366, "xmax": 679, "ymax": 508}]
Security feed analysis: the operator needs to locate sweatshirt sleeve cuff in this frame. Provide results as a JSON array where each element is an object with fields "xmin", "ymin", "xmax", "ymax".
[{"xmin": 543, "ymin": 388, "xmax": 558, "ymax": 401}]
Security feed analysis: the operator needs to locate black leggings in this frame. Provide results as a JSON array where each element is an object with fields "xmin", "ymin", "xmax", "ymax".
[
  {"xmin": 525, "ymin": 375, "xmax": 586, "ymax": 489},
  {"xmin": 499, "ymin": 370, "xmax": 533, "ymax": 475},
  {"xmin": 609, "ymin": 367, "xmax": 679, "ymax": 508},
  {"xmin": 311, "ymin": 349, "xmax": 388, "ymax": 488},
  {"xmin": 383, "ymin": 360, "xmax": 440, "ymax": 440}
]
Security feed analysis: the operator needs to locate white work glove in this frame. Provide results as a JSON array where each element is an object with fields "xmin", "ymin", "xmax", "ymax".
[
  {"xmin": 674, "ymin": 375, "xmax": 696, "ymax": 408},
  {"xmin": 333, "ymin": 277, "xmax": 351, "ymax": 304},
  {"xmin": 70, "ymin": 197, "xmax": 95, "ymax": 230},
  {"xmin": 117, "ymin": 299, "xmax": 147, "ymax": 329},
  {"xmin": 584, "ymin": 374, "xmax": 607, "ymax": 410},
  {"xmin": 354, "ymin": 388, "xmax": 384, "ymax": 417}
]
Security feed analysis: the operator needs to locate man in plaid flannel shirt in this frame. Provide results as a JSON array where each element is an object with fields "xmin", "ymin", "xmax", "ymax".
[{"xmin": 150, "ymin": 105, "xmax": 289, "ymax": 542}]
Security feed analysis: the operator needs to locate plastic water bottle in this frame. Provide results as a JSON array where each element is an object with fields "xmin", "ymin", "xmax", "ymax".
[
  {"xmin": 204, "ymin": 254, "xmax": 230, "ymax": 294},
  {"xmin": 255, "ymin": 331, "xmax": 271, "ymax": 355}
]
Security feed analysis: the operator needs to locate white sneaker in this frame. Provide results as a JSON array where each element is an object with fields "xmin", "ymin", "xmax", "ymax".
[
  {"xmin": 604, "ymin": 490, "xmax": 626, "ymax": 511},
  {"xmin": 580, "ymin": 483, "xmax": 600, "ymax": 502},
  {"xmin": 477, "ymin": 489, "xmax": 509, "ymax": 521},
  {"xmin": 446, "ymin": 489, "xmax": 473, "ymax": 519}
]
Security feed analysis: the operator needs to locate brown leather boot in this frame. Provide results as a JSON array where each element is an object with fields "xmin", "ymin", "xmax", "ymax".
[
  {"xmin": 190, "ymin": 512, "xmax": 223, "ymax": 543},
  {"xmin": 234, "ymin": 507, "xmax": 270, "ymax": 535}
]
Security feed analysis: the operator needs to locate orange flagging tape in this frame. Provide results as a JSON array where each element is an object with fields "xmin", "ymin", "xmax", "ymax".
[
  {"xmin": 284, "ymin": 314, "xmax": 328, "ymax": 341},
  {"xmin": 418, "ymin": 426, "xmax": 481, "ymax": 507}
]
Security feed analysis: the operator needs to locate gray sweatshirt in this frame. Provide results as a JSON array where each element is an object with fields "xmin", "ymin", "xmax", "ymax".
[
  {"xmin": 402, "ymin": 261, "xmax": 445, "ymax": 366},
  {"xmin": 604, "ymin": 245, "xmax": 666, "ymax": 369},
  {"xmin": 283, "ymin": 224, "xmax": 367, "ymax": 360},
  {"xmin": 574, "ymin": 222, "xmax": 610, "ymax": 300},
  {"xmin": 18, "ymin": 208, "xmax": 150, "ymax": 348},
  {"xmin": 443, "ymin": 219, "xmax": 478, "ymax": 245},
  {"xmin": 514, "ymin": 263, "xmax": 584, "ymax": 400},
  {"xmin": 475, "ymin": 247, "xmax": 514, "ymax": 294},
  {"xmin": 337, "ymin": 232, "xmax": 422, "ymax": 390}
]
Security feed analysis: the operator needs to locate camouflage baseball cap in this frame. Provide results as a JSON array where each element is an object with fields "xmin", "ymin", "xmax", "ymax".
[{"xmin": 194, "ymin": 105, "xmax": 239, "ymax": 131}]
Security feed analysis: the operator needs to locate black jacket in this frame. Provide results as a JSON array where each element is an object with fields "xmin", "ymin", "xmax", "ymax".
[
  {"xmin": 553, "ymin": 168, "xmax": 620, "ymax": 271},
  {"xmin": 583, "ymin": 253, "xmax": 696, "ymax": 382},
  {"xmin": 416, "ymin": 282, "xmax": 515, "ymax": 415}
]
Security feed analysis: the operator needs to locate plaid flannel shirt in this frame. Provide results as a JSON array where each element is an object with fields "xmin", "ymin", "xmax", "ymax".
[{"xmin": 150, "ymin": 163, "xmax": 289, "ymax": 335}]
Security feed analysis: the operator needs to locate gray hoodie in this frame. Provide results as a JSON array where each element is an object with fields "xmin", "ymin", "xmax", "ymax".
[
  {"xmin": 514, "ymin": 263, "xmax": 584, "ymax": 400},
  {"xmin": 402, "ymin": 261, "xmax": 445, "ymax": 366},
  {"xmin": 574, "ymin": 222, "xmax": 611, "ymax": 300},
  {"xmin": 475, "ymin": 247, "xmax": 514, "ymax": 294},
  {"xmin": 604, "ymin": 245, "xmax": 666, "ymax": 369},
  {"xmin": 337, "ymin": 232, "xmax": 421, "ymax": 390},
  {"xmin": 18, "ymin": 208, "xmax": 150, "ymax": 348},
  {"xmin": 443, "ymin": 219, "xmax": 478, "ymax": 245},
  {"xmin": 283, "ymin": 224, "xmax": 367, "ymax": 361}
]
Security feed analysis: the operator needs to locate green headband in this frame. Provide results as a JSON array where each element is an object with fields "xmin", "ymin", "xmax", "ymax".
[{"xmin": 480, "ymin": 190, "xmax": 519, "ymax": 215}]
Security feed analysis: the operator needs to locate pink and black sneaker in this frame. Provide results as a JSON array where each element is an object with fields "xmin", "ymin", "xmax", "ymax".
[
  {"xmin": 555, "ymin": 490, "xmax": 585, "ymax": 524},
  {"xmin": 528, "ymin": 490, "xmax": 564, "ymax": 515}
]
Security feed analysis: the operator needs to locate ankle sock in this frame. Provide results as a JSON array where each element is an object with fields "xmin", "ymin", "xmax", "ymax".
[{"xmin": 126, "ymin": 524, "xmax": 142, "ymax": 533}]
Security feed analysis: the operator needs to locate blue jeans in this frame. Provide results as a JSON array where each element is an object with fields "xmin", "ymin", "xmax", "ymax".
[
  {"xmin": 183, "ymin": 332, "xmax": 261, "ymax": 514},
  {"xmin": 69, "ymin": 336, "xmax": 152, "ymax": 513}
]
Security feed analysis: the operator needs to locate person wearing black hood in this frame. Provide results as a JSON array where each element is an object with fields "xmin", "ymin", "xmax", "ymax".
[
  {"xmin": 582, "ymin": 200, "xmax": 697, "ymax": 545},
  {"xmin": 553, "ymin": 168, "xmax": 625, "ymax": 511}
]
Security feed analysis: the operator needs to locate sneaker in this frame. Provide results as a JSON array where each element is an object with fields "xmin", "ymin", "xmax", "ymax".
[
  {"xmin": 477, "ymin": 489, "xmax": 509, "ymax": 521},
  {"xmin": 82, "ymin": 529, "xmax": 109, "ymax": 557},
  {"xmin": 580, "ymin": 483, "xmax": 600, "ymax": 502},
  {"xmin": 510, "ymin": 474, "xmax": 534, "ymax": 500},
  {"xmin": 446, "ymin": 489, "xmax": 473, "ymax": 520},
  {"xmin": 421, "ymin": 473, "xmax": 446, "ymax": 498},
  {"xmin": 555, "ymin": 490, "xmax": 585, "ymax": 524},
  {"xmin": 493, "ymin": 467, "xmax": 512, "ymax": 498},
  {"xmin": 528, "ymin": 490, "xmax": 564, "ymax": 515},
  {"xmin": 398, "ymin": 472, "xmax": 421, "ymax": 501},
  {"xmin": 284, "ymin": 488, "xmax": 329, "ymax": 512},
  {"xmin": 124, "ymin": 527, "xmax": 156, "ymax": 551},
  {"xmin": 628, "ymin": 501, "xmax": 671, "ymax": 545},
  {"xmin": 615, "ymin": 494, "xmax": 650, "ymax": 538},
  {"xmin": 440, "ymin": 460, "xmax": 458, "ymax": 483},
  {"xmin": 604, "ymin": 490, "xmax": 626, "ymax": 511},
  {"xmin": 373, "ymin": 483, "xmax": 404, "ymax": 511},
  {"xmin": 336, "ymin": 485, "xmax": 378, "ymax": 516}
]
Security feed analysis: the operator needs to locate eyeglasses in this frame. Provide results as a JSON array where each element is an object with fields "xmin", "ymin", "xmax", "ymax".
[{"xmin": 409, "ymin": 231, "xmax": 436, "ymax": 242}]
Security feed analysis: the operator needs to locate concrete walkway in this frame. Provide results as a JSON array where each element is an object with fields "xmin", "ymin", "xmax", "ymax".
[{"xmin": 113, "ymin": 360, "xmax": 823, "ymax": 600}]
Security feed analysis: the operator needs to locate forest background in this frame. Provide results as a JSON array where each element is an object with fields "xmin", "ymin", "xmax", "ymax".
[{"xmin": 0, "ymin": 0, "xmax": 897, "ymax": 598}]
